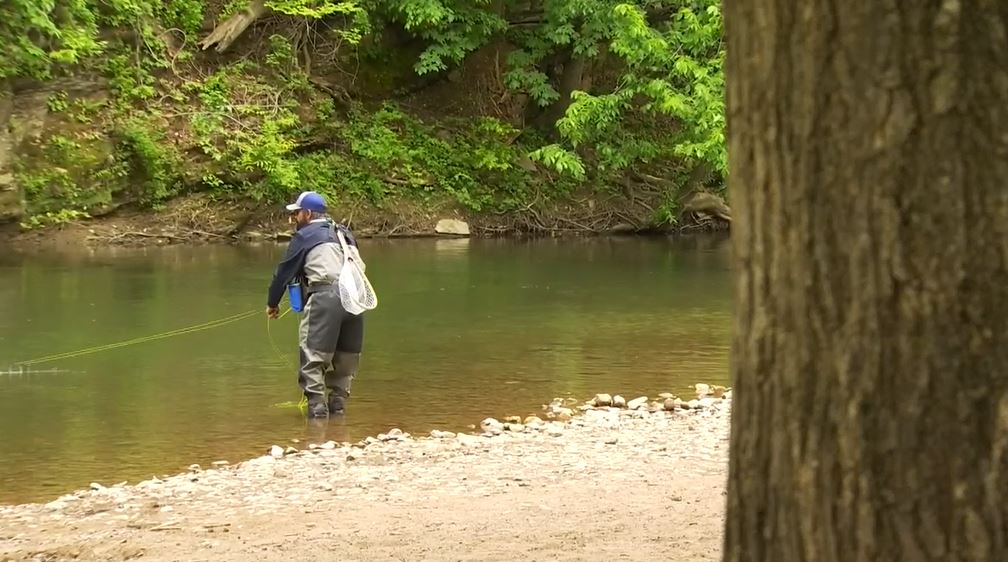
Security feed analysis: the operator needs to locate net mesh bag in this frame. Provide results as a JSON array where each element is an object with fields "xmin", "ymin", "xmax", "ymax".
[{"xmin": 337, "ymin": 231, "xmax": 377, "ymax": 315}]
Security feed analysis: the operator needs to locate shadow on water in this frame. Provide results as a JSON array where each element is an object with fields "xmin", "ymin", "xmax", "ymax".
[{"xmin": 0, "ymin": 233, "xmax": 732, "ymax": 504}]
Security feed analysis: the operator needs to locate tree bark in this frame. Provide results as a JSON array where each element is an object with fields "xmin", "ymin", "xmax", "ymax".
[
  {"xmin": 723, "ymin": 2, "xmax": 1008, "ymax": 562},
  {"xmin": 198, "ymin": 0, "xmax": 268, "ymax": 53}
]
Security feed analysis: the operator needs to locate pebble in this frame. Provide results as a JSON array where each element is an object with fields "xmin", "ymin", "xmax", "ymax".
[
  {"xmin": 504, "ymin": 416, "xmax": 523, "ymax": 424},
  {"xmin": 269, "ymin": 445, "xmax": 284, "ymax": 459},
  {"xmin": 664, "ymin": 398, "xmax": 678, "ymax": 411},
  {"xmin": 320, "ymin": 441, "xmax": 337, "ymax": 450},
  {"xmin": 504, "ymin": 423, "xmax": 525, "ymax": 433},
  {"xmin": 611, "ymin": 395, "xmax": 627, "ymax": 408},
  {"xmin": 695, "ymin": 383, "xmax": 711, "ymax": 398},
  {"xmin": 523, "ymin": 416, "xmax": 544, "ymax": 426}
]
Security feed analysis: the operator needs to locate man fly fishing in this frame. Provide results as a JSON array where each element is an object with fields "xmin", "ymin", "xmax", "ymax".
[{"xmin": 266, "ymin": 191, "xmax": 366, "ymax": 419}]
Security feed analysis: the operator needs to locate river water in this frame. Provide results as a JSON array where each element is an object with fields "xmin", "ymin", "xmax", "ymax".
[{"xmin": 0, "ymin": 235, "xmax": 732, "ymax": 504}]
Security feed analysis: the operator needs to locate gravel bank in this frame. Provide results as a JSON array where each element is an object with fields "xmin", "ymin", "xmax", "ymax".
[{"xmin": 0, "ymin": 389, "xmax": 730, "ymax": 562}]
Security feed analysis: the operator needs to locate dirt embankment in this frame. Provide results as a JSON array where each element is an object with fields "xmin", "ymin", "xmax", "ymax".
[
  {"xmin": 0, "ymin": 389, "xmax": 730, "ymax": 562},
  {"xmin": 0, "ymin": 189, "xmax": 732, "ymax": 252}
]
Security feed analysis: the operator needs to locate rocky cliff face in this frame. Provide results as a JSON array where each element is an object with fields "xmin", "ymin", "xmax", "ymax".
[{"xmin": 0, "ymin": 84, "xmax": 21, "ymax": 222}]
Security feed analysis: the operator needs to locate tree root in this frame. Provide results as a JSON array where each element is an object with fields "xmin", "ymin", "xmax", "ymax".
[{"xmin": 198, "ymin": 0, "xmax": 268, "ymax": 53}]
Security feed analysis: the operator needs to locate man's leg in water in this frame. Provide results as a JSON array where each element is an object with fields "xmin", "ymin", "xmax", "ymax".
[
  {"xmin": 325, "ymin": 310, "xmax": 363, "ymax": 414},
  {"xmin": 297, "ymin": 291, "xmax": 343, "ymax": 418}
]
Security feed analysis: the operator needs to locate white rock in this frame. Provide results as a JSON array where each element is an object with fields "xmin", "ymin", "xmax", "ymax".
[
  {"xmin": 387, "ymin": 428, "xmax": 405, "ymax": 440},
  {"xmin": 695, "ymin": 383, "xmax": 711, "ymax": 398},
  {"xmin": 269, "ymin": 445, "xmax": 284, "ymax": 459},
  {"xmin": 481, "ymin": 418, "xmax": 504, "ymax": 434},
  {"xmin": 457, "ymin": 434, "xmax": 485, "ymax": 447},
  {"xmin": 504, "ymin": 423, "xmax": 526, "ymax": 432},
  {"xmin": 698, "ymin": 397, "xmax": 718, "ymax": 409},
  {"xmin": 430, "ymin": 430, "xmax": 456, "ymax": 439},
  {"xmin": 592, "ymin": 394, "xmax": 613, "ymax": 407},
  {"xmin": 612, "ymin": 395, "xmax": 627, "ymax": 408},
  {"xmin": 627, "ymin": 396, "xmax": 649, "ymax": 410},
  {"xmin": 552, "ymin": 407, "xmax": 573, "ymax": 421},
  {"xmin": 435, "ymin": 218, "xmax": 470, "ymax": 236},
  {"xmin": 212, "ymin": 460, "xmax": 229, "ymax": 467},
  {"xmin": 523, "ymin": 415, "xmax": 544, "ymax": 426},
  {"xmin": 687, "ymin": 399, "xmax": 702, "ymax": 409},
  {"xmin": 320, "ymin": 440, "xmax": 337, "ymax": 449}
]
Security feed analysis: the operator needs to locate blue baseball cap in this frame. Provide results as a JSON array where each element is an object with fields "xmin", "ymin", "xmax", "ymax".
[{"xmin": 285, "ymin": 191, "xmax": 327, "ymax": 212}]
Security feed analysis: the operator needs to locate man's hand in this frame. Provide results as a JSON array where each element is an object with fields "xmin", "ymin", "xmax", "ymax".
[{"xmin": 266, "ymin": 306, "xmax": 280, "ymax": 319}]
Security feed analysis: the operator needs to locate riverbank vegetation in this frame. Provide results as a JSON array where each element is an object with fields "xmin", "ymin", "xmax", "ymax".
[{"xmin": 1, "ymin": 0, "xmax": 727, "ymax": 235}]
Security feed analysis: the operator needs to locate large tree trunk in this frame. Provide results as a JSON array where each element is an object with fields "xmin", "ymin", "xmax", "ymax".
[{"xmin": 723, "ymin": 3, "xmax": 1008, "ymax": 562}]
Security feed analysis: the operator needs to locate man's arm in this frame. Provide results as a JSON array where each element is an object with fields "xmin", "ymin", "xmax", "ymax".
[{"xmin": 266, "ymin": 237, "xmax": 306, "ymax": 308}]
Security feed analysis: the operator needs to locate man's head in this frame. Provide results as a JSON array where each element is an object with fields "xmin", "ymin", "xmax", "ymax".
[{"xmin": 285, "ymin": 191, "xmax": 327, "ymax": 229}]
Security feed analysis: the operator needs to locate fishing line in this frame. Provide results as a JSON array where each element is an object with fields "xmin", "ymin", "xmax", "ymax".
[
  {"xmin": 15, "ymin": 309, "xmax": 260, "ymax": 366},
  {"xmin": 13, "ymin": 305, "xmax": 308, "ymax": 413},
  {"xmin": 266, "ymin": 307, "xmax": 308, "ymax": 412}
]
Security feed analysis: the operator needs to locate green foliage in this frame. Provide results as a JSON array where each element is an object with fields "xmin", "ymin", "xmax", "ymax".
[
  {"xmin": 374, "ymin": 0, "xmax": 507, "ymax": 74},
  {"xmin": 117, "ymin": 121, "xmax": 184, "ymax": 204},
  {"xmin": 19, "ymin": 210, "xmax": 91, "ymax": 230},
  {"xmin": 160, "ymin": 0, "xmax": 206, "ymax": 36},
  {"xmin": 1, "ymin": 0, "xmax": 102, "ymax": 79},
  {"xmin": 542, "ymin": 1, "xmax": 726, "ymax": 182},
  {"xmin": 10, "ymin": 0, "xmax": 727, "ymax": 229},
  {"xmin": 15, "ymin": 133, "xmax": 123, "ymax": 216},
  {"xmin": 335, "ymin": 104, "xmax": 536, "ymax": 211}
]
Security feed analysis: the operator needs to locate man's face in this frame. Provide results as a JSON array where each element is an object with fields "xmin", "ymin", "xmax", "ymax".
[{"xmin": 290, "ymin": 209, "xmax": 311, "ymax": 229}]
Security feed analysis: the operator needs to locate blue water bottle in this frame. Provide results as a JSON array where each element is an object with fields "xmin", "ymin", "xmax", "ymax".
[{"xmin": 287, "ymin": 282, "xmax": 304, "ymax": 313}]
